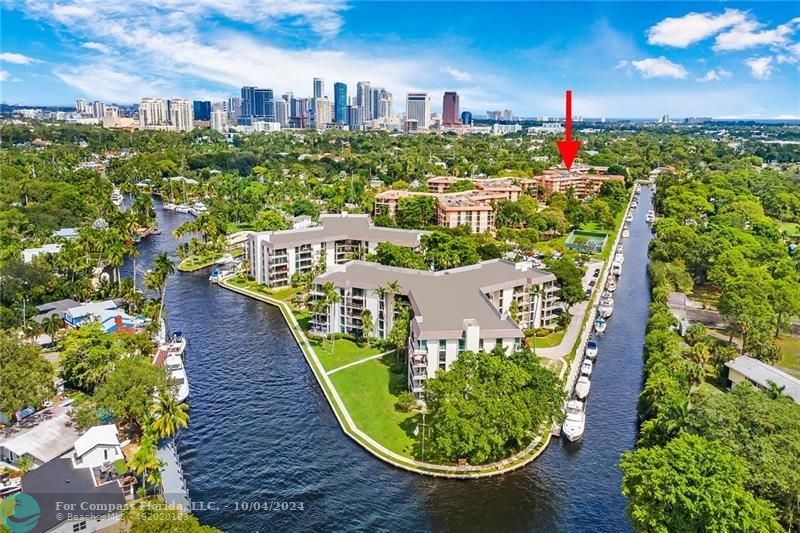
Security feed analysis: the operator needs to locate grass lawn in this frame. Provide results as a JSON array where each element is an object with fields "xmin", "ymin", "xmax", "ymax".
[
  {"xmin": 780, "ymin": 222, "xmax": 800, "ymax": 237},
  {"xmin": 775, "ymin": 335, "xmax": 800, "ymax": 375},
  {"xmin": 310, "ymin": 337, "xmax": 382, "ymax": 372},
  {"xmin": 178, "ymin": 247, "xmax": 244, "ymax": 272},
  {"xmin": 530, "ymin": 329, "xmax": 566, "ymax": 349},
  {"xmin": 329, "ymin": 356, "xmax": 420, "ymax": 458}
]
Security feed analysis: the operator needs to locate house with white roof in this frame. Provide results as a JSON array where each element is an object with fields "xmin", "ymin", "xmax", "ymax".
[
  {"xmin": 22, "ymin": 243, "xmax": 62, "ymax": 263},
  {"xmin": 63, "ymin": 300, "xmax": 145, "ymax": 333},
  {"xmin": 72, "ymin": 424, "xmax": 123, "ymax": 469},
  {"xmin": 725, "ymin": 356, "xmax": 800, "ymax": 404}
]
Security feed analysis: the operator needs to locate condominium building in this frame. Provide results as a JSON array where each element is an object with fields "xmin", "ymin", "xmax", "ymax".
[
  {"xmin": 275, "ymin": 99, "xmax": 290, "ymax": 127},
  {"xmin": 314, "ymin": 97, "xmax": 332, "ymax": 128},
  {"xmin": 169, "ymin": 98, "xmax": 194, "ymax": 132},
  {"xmin": 210, "ymin": 109, "xmax": 227, "ymax": 132},
  {"xmin": 75, "ymin": 98, "xmax": 87, "ymax": 114},
  {"xmin": 442, "ymin": 91, "xmax": 460, "ymax": 125},
  {"xmin": 311, "ymin": 259, "xmax": 560, "ymax": 398},
  {"xmin": 246, "ymin": 214, "xmax": 426, "ymax": 288},
  {"xmin": 356, "ymin": 81, "xmax": 371, "ymax": 120},
  {"xmin": 138, "ymin": 98, "xmax": 169, "ymax": 128},
  {"xmin": 537, "ymin": 165, "xmax": 624, "ymax": 199},
  {"xmin": 91, "ymin": 101, "xmax": 106, "ymax": 119},
  {"xmin": 406, "ymin": 93, "xmax": 431, "ymax": 129},
  {"xmin": 333, "ymin": 82, "xmax": 347, "ymax": 124}
]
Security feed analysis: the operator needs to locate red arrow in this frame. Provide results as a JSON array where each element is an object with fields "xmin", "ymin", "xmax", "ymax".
[{"xmin": 556, "ymin": 90, "xmax": 581, "ymax": 171}]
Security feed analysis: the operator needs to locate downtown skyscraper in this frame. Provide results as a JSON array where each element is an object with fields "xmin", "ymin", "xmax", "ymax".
[
  {"xmin": 333, "ymin": 82, "xmax": 347, "ymax": 124},
  {"xmin": 442, "ymin": 91, "xmax": 460, "ymax": 125},
  {"xmin": 356, "ymin": 81, "xmax": 371, "ymax": 121}
]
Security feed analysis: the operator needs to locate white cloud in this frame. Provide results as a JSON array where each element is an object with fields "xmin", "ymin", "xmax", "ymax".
[
  {"xmin": 696, "ymin": 68, "xmax": 732, "ymax": 82},
  {"xmin": 54, "ymin": 64, "xmax": 171, "ymax": 102},
  {"xmin": 0, "ymin": 70, "xmax": 8, "ymax": 81},
  {"xmin": 0, "ymin": 52, "xmax": 41, "ymax": 64},
  {"xmin": 440, "ymin": 66, "xmax": 472, "ymax": 82},
  {"xmin": 746, "ymin": 56, "xmax": 773, "ymax": 80},
  {"xmin": 713, "ymin": 19, "xmax": 798, "ymax": 51},
  {"xmin": 647, "ymin": 9, "xmax": 749, "ymax": 47},
  {"xmin": 630, "ymin": 57, "xmax": 688, "ymax": 79},
  {"xmin": 82, "ymin": 41, "xmax": 111, "ymax": 54}
]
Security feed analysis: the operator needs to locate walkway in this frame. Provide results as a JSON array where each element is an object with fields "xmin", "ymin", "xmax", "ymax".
[
  {"xmin": 157, "ymin": 439, "xmax": 191, "ymax": 513},
  {"xmin": 327, "ymin": 351, "xmax": 394, "ymax": 375}
]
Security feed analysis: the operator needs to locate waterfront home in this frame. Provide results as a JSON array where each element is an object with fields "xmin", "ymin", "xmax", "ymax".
[
  {"xmin": 536, "ymin": 165, "xmax": 625, "ymax": 199},
  {"xmin": 21, "ymin": 243, "xmax": 62, "ymax": 264},
  {"xmin": 725, "ymin": 356, "xmax": 800, "ymax": 404},
  {"xmin": 311, "ymin": 259, "xmax": 559, "ymax": 399},
  {"xmin": 0, "ymin": 406, "xmax": 80, "ymax": 466},
  {"xmin": 72, "ymin": 425, "xmax": 123, "ymax": 469},
  {"xmin": 51, "ymin": 227, "xmax": 79, "ymax": 239},
  {"xmin": 63, "ymin": 300, "xmax": 146, "ymax": 333},
  {"xmin": 246, "ymin": 213, "xmax": 426, "ymax": 287}
]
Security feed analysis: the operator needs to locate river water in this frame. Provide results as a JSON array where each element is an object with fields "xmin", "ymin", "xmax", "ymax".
[{"xmin": 121, "ymin": 186, "xmax": 653, "ymax": 532}]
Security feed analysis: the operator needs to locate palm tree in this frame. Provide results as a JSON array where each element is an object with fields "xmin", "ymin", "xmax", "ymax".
[
  {"xmin": 151, "ymin": 392, "xmax": 190, "ymax": 438},
  {"xmin": 128, "ymin": 431, "xmax": 159, "ymax": 497},
  {"xmin": 766, "ymin": 380, "xmax": 787, "ymax": 400},
  {"xmin": 152, "ymin": 252, "xmax": 175, "ymax": 325},
  {"xmin": 43, "ymin": 313, "xmax": 62, "ymax": 342},
  {"xmin": 106, "ymin": 241, "xmax": 125, "ymax": 288},
  {"xmin": 322, "ymin": 282, "xmax": 342, "ymax": 350}
]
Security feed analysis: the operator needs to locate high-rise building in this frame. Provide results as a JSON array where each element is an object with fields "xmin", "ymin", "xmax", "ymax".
[
  {"xmin": 138, "ymin": 98, "xmax": 168, "ymax": 128},
  {"xmin": 227, "ymin": 97, "xmax": 241, "ymax": 121},
  {"xmin": 442, "ymin": 92, "xmax": 460, "ymax": 125},
  {"xmin": 461, "ymin": 111, "xmax": 472, "ymax": 125},
  {"xmin": 314, "ymin": 97, "xmax": 331, "ymax": 128},
  {"xmin": 346, "ymin": 105, "xmax": 364, "ymax": 130},
  {"xmin": 275, "ymin": 99, "xmax": 290, "ymax": 127},
  {"xmin": 75, "ymin": 98, "xmax": 87, "ymax": 114},
  {"xmin": 295, "ymin": 97, "xmax": 311, "ymax": 128},
  {"xmin": 333, "ymin": 82, "xmax": 347, "ymax": 124},
  {"xmin": 405, "ymin": 93, "xmax": 431, "ymax": 129},
  {"xmin": 240, "ymin": 86, "xmax": 256, "ymax": 120},
  {"xmin": 356, "ymin": 81, "xmax": 371, "ymax": 120},
  {"xmin": 169, "ymin": 98, "xmax": 194, "ymax": 132},
  {"xmin": 502, "ymin": 109, "xmax": 513, "ymax": 121},
  {"xmin": 313, "ymin": 78, "xmax": 325, "ymax": 99},
  {"xmin": 377, "ymin": 89, "xmax": 393, "ymax": 119},
  {"xmin": 253, "ymin": 88, "xmax": 274, "ymax": 121},
  {"xmin": 211, "ymin": 109, "xmax": 227, "ymax": 132},
  {"xmin": 192, "ymin": 100, "xmax": 211, "ymax": 121},
  {"xmin": 91, "ymin": 101, "xmax": 106, "ymax": 119},
  {"xmin": 212, "ymin": 101, "xmax": 226, "ymax": 112}
]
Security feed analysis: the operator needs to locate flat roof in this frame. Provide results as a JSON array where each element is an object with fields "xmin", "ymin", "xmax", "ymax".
[
  {"xmin": 315, "ymin": 259, "xmax": 556, "ymax": 338},
  {"xmin": 32, "ymin": 299, "xmax": 80, "ymax": 323},
  {"xmin": 22, "ymin": 458, "xmax": 125, "ymax": 533},
  {"xmin": 253, "ymin": 214, "xmax": 426, "ymax": 248},
  {"xmin": 726, "ymin": 356, "xmax": 800, "ymax": 403},
  {"xmin": 0, "ymin": 407, "xmax": 80, "ymax": 463}
]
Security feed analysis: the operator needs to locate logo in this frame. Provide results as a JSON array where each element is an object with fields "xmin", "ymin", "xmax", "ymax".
[{"xmin": 0, "ymin": 494, "xmax": 40, "ymax": 533}]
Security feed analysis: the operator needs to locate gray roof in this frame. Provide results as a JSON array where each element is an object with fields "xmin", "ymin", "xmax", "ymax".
[
  {"xmin": 255, "ymin": 214, "xmax": 426, "ymax": 248},
  {"xmin": 21, "ymin": 458, "xmax": 125, "ymax": 533},
  {"xmin": 32, "ymin": 299, "xmax": 79, "ymax": 323},
  {"xmin": 315, "ymin": 259, "xmax": 556, "ymax": 339},
  {"xmin": 726, "ymin": 356, "xmax": 800, "ymax": 403}
]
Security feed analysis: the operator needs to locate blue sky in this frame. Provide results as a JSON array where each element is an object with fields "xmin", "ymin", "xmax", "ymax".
[{"xmin": 1, "ymin": 1, "xmax": 799, "ymax": 118}]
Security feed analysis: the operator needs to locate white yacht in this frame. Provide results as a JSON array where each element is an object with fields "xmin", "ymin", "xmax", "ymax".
[
  {"xmin": 585, "ymin": 340, "xmax": 598, "ymax": 359},
  {"xmin": 163, "ymin": 202, "xmax": 177, "ymax": 211},
  {"xmin": 625, "ymin": 213, "xmax": 633, "ymax": 223},
  {"xmin": 575, "ymin": 376, "xmax": 591, "ymax": 400},
  {"xmin": 164, "ymin": 355, "xmax": 189, "ymax": 403},
  {"xmin": 631, "ymin": 201, "xmax": 638, "ymax": 209},
  {"xmin": 562, "ymin": 400, "xmax": 586, "ymax": 442},
  {"xmin": 189, "ymin": 201, "xmax": 208, "ymax": 216},
  {"xmin": 622, "ymin": 226, "xmax": 631, "ymax": 238},
  {"xmin": 166, "ymin": 332, "xmax": 186, "ymax": 358},
  {"xmin": 581, "ymin": 360, "xmax": 594, "ymax": 376},
  {"xmin": 599, "ymin": 297, "xmax": 614, "ymax": 318},
  {"xmin": 175, "ymin": 204, "xmax": 191, "ymax": 213},
  {"xmin": 614, "ymin": 252, "xmax": 624, "ymax": 265},
  {"xmin": 594, "ymin": 317, "xmax": 607, "ymax": 333},
  {"xmin": 612, "ymin": 262, "xmax": 623, "ymax": 277},
  {"xmin": 216, "ymin": 253, "xmax": 235, "ymax": 265},
  {"xmin": 616, "ymin": 244, "xmax": 624, "ymax": 254},
  {"xmin": 606, "ymin": 279, "xmax": 617, "ymax": 292},
  {"xmin": 646, "ymin": 210, "xmax": 656, "ymax": 224}
]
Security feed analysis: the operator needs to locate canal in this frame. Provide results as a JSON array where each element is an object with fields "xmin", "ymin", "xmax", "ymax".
[{"xmin": 122, "ymin": 186, "xmax": 653, "ymax": 531}]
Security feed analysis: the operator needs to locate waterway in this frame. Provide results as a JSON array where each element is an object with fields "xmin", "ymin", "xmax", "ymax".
[{"xmin": 122, "ymin": 186, "xmax": 653, "ymax": 531}]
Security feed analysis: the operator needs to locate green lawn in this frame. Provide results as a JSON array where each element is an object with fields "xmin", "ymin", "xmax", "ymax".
[
  {"xmin": 780, "ymin": 222, "xmax": 800, "ymax": 237},
  {"xmin": 530, "ymin": 329, "xmax": 566, "ymax": 349},
  {"xmin": 310, "ymin": 337, "xmax": 382, "ymax": 372},
  {"xmin": 775, "ymin": 335, "xmax": 800, "ymax": 375},
  {"xmin": 329, "ymin": 356, "xmax": 420, "ymax": 458},
  {"xmin": 178, "ymin": 247, "xmax": 244, "ymax": 272}
]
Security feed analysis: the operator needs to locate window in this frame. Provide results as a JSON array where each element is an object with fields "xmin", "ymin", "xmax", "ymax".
[
  {"xmin": 458, "ymin": 338, "xmax": 465, "ymax": 353},
  {"xmin": 438, "ymin": 340, "xmax": 447, "ymax": 370},
  {"xmin": 104, "ymin": 449, "xmax": 108, "ymax": 460},
  {"xmin": 479, "ymin": 339, "xmax": 484, "ymax": 351},
  {"xmin": 496, "ymin": 338, "xmax": 503, "ymax": 349},
  {"xmin": 421, "ymin": 340, "xmax": 427, "ymax": 351},
  {"xmin": 73, "ymin": 522, "xmax": 87, "ymax": 532}
]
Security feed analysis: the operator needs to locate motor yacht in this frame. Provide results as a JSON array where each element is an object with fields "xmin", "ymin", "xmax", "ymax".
[
  {"xmin": 581, "ymin": 360, "xmax": 594, "ymax": 376},
  {"xmin": 164, "ymin": 355, "xmax": 189, "ymax": 403},
  {"xmin": 562, "ymin": 400, "xmax": 586, "ymax": 442},
  {"xmin": 575, "ymin": 376, "xmax": 591, "ymax": 400},
  {"xmin": 622, "ymin": 226, "xmax": 631, "ymax": 238},
  {"xmin": 646, "ymin": 210, "xmax": 656, "ymax": 224},
  {"xmin": 585, "ymin": 340, "xmax": 598, "ymax": 359},
  {"xmin": 625, "ymin": 213, "xmax": 633, "ymax": 223},
  {"xmin": 209, "ymin": 268, "xmax": 221, "ymax": 283},
  {"xmin": 594, "ymin": 317, "xmax": 607, "ymax": 333},
  {"xmin": 175, "ymin": 204, "xmax": 191, "ymax": 213},
  {"xmin": 599, "ymin": 297, "xmax": 614, "ymax": 318},
  {"xmin": 612, "ymin": 262, "xmax": 623, "ymax": 277},
  {"xmin": 606, "ymin": 279, "xmax": 617, "ymax": 292},
  {"xmin": 163, "ymin": 202, "xmax": 177, "ymax": 211},
  {"xmin": 166, "ymin": 332, "xmax": 187, "ymax": 357}
]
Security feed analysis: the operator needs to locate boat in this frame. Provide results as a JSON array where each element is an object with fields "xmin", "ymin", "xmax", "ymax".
[
  {"xmin": 612, "ymin": 262, "xmax": 623, "ymax": 277},
  {"xmin": 110, "ymin": 188, "xmax": 123, "ymax": 206},
  {"xmin": 209, "ymin": 268, "xmax": 221, "ymax": 283},
  {"xmin": 166, "ymin": 332, "xmax": 187, "ymax": 357},
  {"xmin": 163, "ymin": 202, "xmax": 177, "ymax": 211},
  {"xmin": 625, "ymin": 213, "xmax": 633, "ymax": 223},
  {"xmin": 189, "ymin": 201, "xmax": 208, "ymax": 216},
  {"xmin": 562, "ymin": 400, "xmax": 586, "ymax": 442},
  {"xmin": 606, "ymin": 279, "xmax": 617, "ymax": 292},
  {"xmin": 585, "ymin": 339, "xmax": 598, "ymax": 359},
  {"xmin": 216, "ymin": 253, "xmax": 234, "ymax": 265},
  {"xmin": 175, "ymin": 204, "xmax": 191, "ymax": 213},
  {"xmin": 164, "ymin": 355, "xmax": 189, "ymax": 403},
  {"xmin": 581, "ymin": 360, "xmax": 594, "ymax": 376},
  {"xmin": 616, "ymin": 244, "xmax": 624, "ymax": 254},
  {"xmin": 594, "ymin": 317, "xmax": 607, "ymax": 333},
  {"xmin": 614, "ymin": 252, "xmax": 624, "ymax": 265},
  {"xmin": 631, "ymin": 201, "xmax": 638, "ymax": 209},
  {"xmin": 575, "ymin": 376, "xmax": 591, "ymax": 400},
  {"xmin": 646, "ymin": 210, "xmax": 655, "ymax": 224},
  {"xmin": 599, "ymin": 297, "xmax": 614, "ymax": 318},
  {"xmin": 622, "ymin": 226, "xmax": 631, "ymax": 238},
  {"xmin": 151, "ymin": 227, "xmax": 162, "ymax": 235}
]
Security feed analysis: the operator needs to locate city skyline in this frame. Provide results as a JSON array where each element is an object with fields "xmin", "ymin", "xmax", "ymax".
[{"xmin": 1, "ymin": 2, "xmax": 799, "ymax": 118}]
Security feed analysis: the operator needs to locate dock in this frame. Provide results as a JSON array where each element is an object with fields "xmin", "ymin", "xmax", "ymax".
[{"xmin": 157, "ymin": 439, "xmax": 191, "ymax": 514}]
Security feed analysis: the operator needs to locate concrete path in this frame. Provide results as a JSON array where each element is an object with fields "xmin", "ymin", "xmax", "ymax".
[
  {"xmin": 327, "ymin": 351, "xmax": 394, "ymax": 375},
  {"xmin": 537, "ymin": 259, "xmax": 603, "ymax": 360}
]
